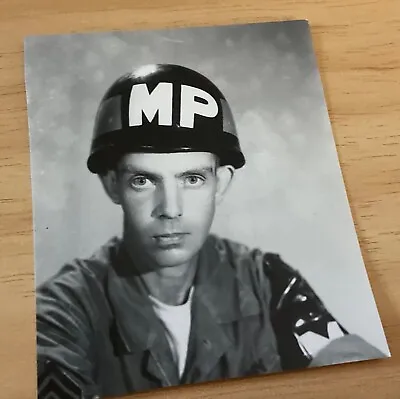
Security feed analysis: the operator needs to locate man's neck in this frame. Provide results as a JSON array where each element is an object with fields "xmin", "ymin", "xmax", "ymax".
[
  {"xmin": 141, "ymin": 260, "xmax": 197, "ymax": 306},
  {"xmin": 122, "ymin": 235, "xmax": 198, "ymax": 306}
]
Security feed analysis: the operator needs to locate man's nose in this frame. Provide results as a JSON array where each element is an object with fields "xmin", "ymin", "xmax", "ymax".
[{"xmin": 154, "ymin": 182, "xmax": 183, "ymax": 219}]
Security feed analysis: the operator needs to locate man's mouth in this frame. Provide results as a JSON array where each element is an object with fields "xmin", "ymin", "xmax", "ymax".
[{"xmin": 153, "ymin": 233, "xmax": 189, "ymax": 245}]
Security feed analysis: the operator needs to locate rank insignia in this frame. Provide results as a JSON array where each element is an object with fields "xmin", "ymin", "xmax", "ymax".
[{"xmin": 38, "ymin": 361, "xmax": 84, "ymax": 399}]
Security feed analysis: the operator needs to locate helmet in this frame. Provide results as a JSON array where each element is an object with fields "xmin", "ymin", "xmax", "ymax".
[{"xmin": 87, "ymin": 64, "xmax": 246, "ymax": 174}]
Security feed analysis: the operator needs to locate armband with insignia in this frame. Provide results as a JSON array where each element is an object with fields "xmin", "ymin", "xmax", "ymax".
[{"xmin": 263, "ymin": 254, "xmax": 348, "ymax": 370}]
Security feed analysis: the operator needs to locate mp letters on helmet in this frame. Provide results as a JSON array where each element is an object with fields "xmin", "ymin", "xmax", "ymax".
[{"xmin": 128, "ymin": 82, "xmax": 219, "ymax": 128}]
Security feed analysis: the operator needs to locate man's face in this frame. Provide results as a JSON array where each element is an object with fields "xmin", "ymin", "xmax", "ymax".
[{"xmin": 109, "ymin": 152, "xmax": 229, "ymax": 271}]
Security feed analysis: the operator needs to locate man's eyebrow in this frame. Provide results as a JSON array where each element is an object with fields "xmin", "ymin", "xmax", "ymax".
[
  {"xmin": 118, "ymin": 166, "xmax": 215, "ymax": 177},
  {"xmin": 177, "ymin": 167, "xmax": 215, "ymax": 176},
  {"xmin": 118, "ymin": 167, "xmax": 160, "ymax": 179}
]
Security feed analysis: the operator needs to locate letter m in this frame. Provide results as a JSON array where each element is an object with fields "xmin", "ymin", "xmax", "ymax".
[{"xmin": 128, "ymin": 82, "xmax": 173, "ymax": 126}]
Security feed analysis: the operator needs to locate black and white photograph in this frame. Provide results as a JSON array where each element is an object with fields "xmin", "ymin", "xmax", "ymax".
[{"xmin": 24, "ymin": 19, "xmax": 390, "ymax": 398}]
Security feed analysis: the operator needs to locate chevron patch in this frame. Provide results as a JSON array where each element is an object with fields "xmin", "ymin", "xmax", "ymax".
[{"xmin": 38, "ymin": 362, "xmax": 83, "ymax": 399}]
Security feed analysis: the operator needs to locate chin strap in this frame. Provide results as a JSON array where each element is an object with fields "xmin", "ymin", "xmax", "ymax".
[{"xmin": 262, "ymin": 253, "xmax": 348, "ymax": 370}]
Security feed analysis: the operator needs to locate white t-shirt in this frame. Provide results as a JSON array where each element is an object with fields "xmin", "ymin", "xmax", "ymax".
[{"xmin": 149, "ymin": 287, "xmax": 194, "ymax": 378}]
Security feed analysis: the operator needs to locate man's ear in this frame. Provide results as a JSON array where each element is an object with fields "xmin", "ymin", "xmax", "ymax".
[
  {"xmin": 99, "ymin": 170, "xmax": 121, "ymax": 205},
  {"xmin": 215, "ymin": 165, "xmax": 235, "ymax": 204}
]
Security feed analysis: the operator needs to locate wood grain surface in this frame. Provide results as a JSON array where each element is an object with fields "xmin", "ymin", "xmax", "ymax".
[{"xmin": 0, "ymin": 0, "xmax": 399, "ymax": 398}]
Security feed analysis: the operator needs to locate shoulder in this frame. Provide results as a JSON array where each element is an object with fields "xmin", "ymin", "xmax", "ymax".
[
  {"xmin": 206, "ymin": 234, "xmax": 291, "ymax": 287},
  {"xmin": 207, "ymin": 233, "xmax": 284, "ymax": 271},
  {"xmin": 206, "ymin": 234, "xmax": 301, "ymax": 292},
  {"xmin": 36, "ymin": 236, "xmax": 121, "ymax": 307}
]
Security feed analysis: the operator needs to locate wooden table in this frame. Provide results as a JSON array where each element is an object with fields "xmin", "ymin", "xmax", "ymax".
[{"xmin": 1, "ymin": 1, "xmax": 399, "ymax": 398}]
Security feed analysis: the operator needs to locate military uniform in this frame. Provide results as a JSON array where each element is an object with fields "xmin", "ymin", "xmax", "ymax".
[{"xmin": 36, "ymin": 234, "xmax": 383, "ymax": 398}]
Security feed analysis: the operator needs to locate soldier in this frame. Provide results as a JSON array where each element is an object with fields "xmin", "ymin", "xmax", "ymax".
[{"xmin": 36, "ymin": 64, "xmax": 384, "ymax": 399}]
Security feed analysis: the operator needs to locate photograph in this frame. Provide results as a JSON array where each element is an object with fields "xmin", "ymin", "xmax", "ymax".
[{"xmin": 24, "ymin": 19, "xmax": 390, "ymax": 398}]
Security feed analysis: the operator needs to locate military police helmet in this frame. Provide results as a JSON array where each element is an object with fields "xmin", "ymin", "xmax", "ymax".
[{"xmin": 87, "ymin": 64, "xmax": 246, "ymax": 174}]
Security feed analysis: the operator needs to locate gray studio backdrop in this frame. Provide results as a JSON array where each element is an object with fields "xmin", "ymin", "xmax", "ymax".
[{"xmin": 24, "ymin": 20, "xmax": 389, "ymax": 355}]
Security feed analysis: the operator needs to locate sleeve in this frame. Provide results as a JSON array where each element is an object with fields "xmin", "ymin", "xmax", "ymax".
[
  {"xmin": 36, "ymin": 266, "xmax": 100, "ymax": 399},
  {"xmin": 260, "ymin": 253, "xmax": 385, "ymax": 370}
]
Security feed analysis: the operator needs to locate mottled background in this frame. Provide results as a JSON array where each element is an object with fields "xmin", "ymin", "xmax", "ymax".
[{"xmin": 24, "ymin": 20, "xmax": 389, "ymax": 354}]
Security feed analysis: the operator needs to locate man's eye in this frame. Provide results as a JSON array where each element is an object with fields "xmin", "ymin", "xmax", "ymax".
[
  {"xmin": 184, "ymin": 175, "xmax": 205, "ymax": 187},
  {"xmin": 129, "ymin": 176, "xmax": 153, "ymax": 189}
]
